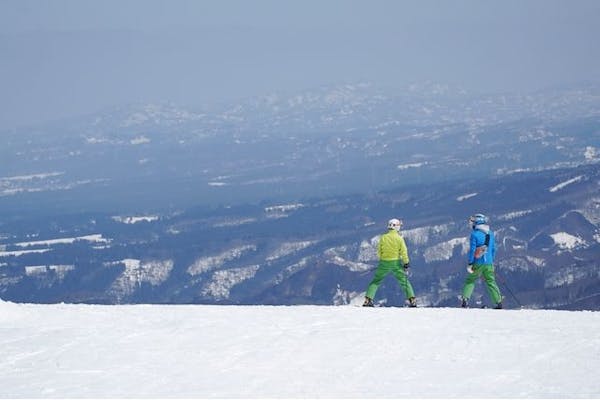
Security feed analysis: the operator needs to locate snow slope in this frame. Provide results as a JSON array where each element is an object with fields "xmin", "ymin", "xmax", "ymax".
[{"xmin": 1, "ymin": 301, "xmax": 599, "ymax": 398}]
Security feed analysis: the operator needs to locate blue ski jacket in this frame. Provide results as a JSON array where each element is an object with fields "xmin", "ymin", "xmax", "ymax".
[{"xmin": 468, "ymin": 225, "xmax": 496, "ymax": 265}]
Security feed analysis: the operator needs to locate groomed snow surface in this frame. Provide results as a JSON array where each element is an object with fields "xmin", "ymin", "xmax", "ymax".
[{"xmin": 1, "ymin": 301, "xmax": 599, "ymax": 398}]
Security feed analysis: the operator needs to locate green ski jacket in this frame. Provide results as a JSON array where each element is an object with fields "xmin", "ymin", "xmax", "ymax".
[{"xmin": 378, "ymin": 229, "xmax": 409, "ymax": 264}]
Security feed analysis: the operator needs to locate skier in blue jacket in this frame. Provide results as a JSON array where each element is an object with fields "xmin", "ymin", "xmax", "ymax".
[{"xmin": 461, "ymin": 214, "xmax": 503, "ymax": 309}]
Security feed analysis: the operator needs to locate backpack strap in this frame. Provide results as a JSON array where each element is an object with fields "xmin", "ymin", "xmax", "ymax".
[{"xmin": 484, "ymin": 233, "xmax": 490, "ymax": 246}]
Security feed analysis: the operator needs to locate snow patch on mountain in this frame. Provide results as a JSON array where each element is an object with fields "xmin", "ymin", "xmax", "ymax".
[
  {"xmin": 397, "ymin": 162, "xmax": 427, "ymax": 170},
  {"xmin": 403, "ymin": 224, "xmax": 452, "ymax": 246},
  {"xmin": 0, "ymin": 248, "xmax": 51, "ymax": 258},
  {"xmin": 201, "ymin": 265, "xmax": 260, "ymax": 300},
  {"xmin": 130, "ymin": 136, "xmax": 150, "ymax": 145},
  {"xmin": 24, "ymin": 264, "xmax": 74, "ymax": 280},
  {"xmin": 266, "ymin": 241, "xmax": 316, "ymax": 262},
  {"xmin": 526, "ymin": 256, "xmax": 546, "ymax": 267},
  {"xmin": 332, "ymin": 284, "xmax": 362, "ymax": 305},
  {"xmin": 14, "ymin": 234, "xmax": 110, "ymax": 248},
  {"xmin": 549, "ymin": 175, "xmax": 583, "ymax": 192},
  {"xmin": 497, "ymin": 209, "xmax": 533, "ymax": 221},
  {"xmin": 273, "ymin": 257, "xmax": 311, "ymax": 285},
  {"xmin": 0, "ymin": 172, "xmax": 64, "ymax": 182},
  {"xmin": 324, "ymin": 247, "xmax": 372, "ymax": 272},
  {"xmin": 112, "ymin": 215, "xmax": 159, "ymax": 224},
  {"xmin": 1, "ymin": 173, "xmax": 109, "ymax": 197},
  {"xmin": 498, "ymin": 255, "xmax": 546, "ymax": 272},
  {"xmin": 545, "ymin": 266, "xmax": 590, "ymax": 288},
  {"xmin": 187, "ymin": 245, "xmax": 257, "ymax": 276},
  {"xmin": 584, "ymin": 146, "xmax": 597, "ymax": 160},
  {"xmin": 550, "ymin": 232, "xmax": 587, "ymax": 251},
  {"xmin": 264, "ymin": 203, "xmax": 305, "ymax": 218},
  {"xmin": 108, "ymin": 259, "xmax": 174, "ymax": 300},
  {"xmin": 357, "ymin": 236, "xmax": 379, "ymax": 262},
  {"xmin": 423, "ymin": 237, "xmax": 469, "ymax": 263},
  {"xmin": 0, "ymin": 275, "xmax": 21, "ymax": 287},
  {"xmin": 212, "ymin": 218, "xmax": 257, "ymax": 228},
  {"xmin": 85, "ymin": 136, "xmax": 113, "ymax": 144},
  {"xmin": 579, "ymin": 198, "xmax": 600, "ymax": 225},
  {"xmin": 456, "ymin": 192, "xmax": 478, "ymax": 201},
  {"xmin": 241, "ymin": 176, "xmax": 286, "ymax": 186}
]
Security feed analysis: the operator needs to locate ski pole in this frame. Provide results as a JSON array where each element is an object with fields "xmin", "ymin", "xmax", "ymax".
[{"xmin": 495, "ymin": 271, "xmax": 523, "ymax": 308}]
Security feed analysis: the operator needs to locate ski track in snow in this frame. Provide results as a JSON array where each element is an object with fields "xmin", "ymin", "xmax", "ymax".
[{"xmin": 0, "ymin": 302, "xmax": 599, "ymax": 398}]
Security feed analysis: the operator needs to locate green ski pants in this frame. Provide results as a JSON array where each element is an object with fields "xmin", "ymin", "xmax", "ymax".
[
  {"xmin": 366, "ymin": 260, "xmax": 415, "ymax": 300},
  {"xmin": 462, "ymin": 264, "xmax": 502, "ymax": 304}
]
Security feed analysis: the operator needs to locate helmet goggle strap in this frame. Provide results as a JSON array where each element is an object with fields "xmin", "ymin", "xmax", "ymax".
[{"xmin": 469, "ymin": 214, "xmax": 487, "ymax": 227}]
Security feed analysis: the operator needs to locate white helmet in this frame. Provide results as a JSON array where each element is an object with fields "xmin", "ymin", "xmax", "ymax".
[{"xmin": 387, "ymin": 218, "xmax": 402, "ymax": 231}]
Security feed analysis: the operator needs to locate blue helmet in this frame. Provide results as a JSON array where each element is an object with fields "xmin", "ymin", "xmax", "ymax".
[{"xmin": 469, "ymin": 213, "xmax": 488, "ymax": 227}]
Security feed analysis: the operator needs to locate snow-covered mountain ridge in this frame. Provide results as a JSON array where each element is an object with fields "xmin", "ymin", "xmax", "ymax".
[
  {"xmin": 1, "ymin": 300, "xmax": 598, "ymax": 398},
  {"xmin": 1, "ymin": 163, "xmax": 598, "ymax": 309}
]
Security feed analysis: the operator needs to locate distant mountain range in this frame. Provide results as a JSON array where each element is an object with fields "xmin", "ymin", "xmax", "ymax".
[
  {"xmin": 0, "ymin": 82, "xmax": 599, "ymax": 309},
  {"xmin": 1, "ymin": 81, "xmax": 598, "ymax": 212}
]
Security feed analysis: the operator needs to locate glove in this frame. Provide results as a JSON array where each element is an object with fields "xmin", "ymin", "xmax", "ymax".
[
  {"xmin": 403, "ymin": 263, "xmax": 410, "ymax": 274},
  {"xmin": 466, "ymin": 264, "xmax": 474, "ymax": 274}
]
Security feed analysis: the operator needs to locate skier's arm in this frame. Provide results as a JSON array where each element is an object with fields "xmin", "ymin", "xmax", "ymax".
[
  {"xmin": 398, "ymin": 236, "xmax": 410, "ymax": 266},
  {"xmin": 468, "ymin": 232, "xmax": 477, "ymax": 265}
]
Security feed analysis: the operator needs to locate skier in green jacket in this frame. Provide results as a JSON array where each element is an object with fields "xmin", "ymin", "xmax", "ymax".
[{"xmin": 363, "ymin": 218, "xmax": 417, "ymax": 307}]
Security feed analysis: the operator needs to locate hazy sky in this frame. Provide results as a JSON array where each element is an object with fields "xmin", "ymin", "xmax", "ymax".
[{"xmin": 1, "ymin": 0, "xmax": 599, "ymax": 130}]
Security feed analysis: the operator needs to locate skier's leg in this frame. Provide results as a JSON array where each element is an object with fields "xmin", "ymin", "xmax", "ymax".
[
  {"xmin": 461, "ymin": 267, "xmax": 480, "ymax": 300},
  {"xmin": 392, "ymin": 264, "xmax": 415, "ymax": 299},
  {"xmin": 365, "ymin": 261, "xmax": 392, "ymax": 300},
  {"xmin": 481, "ymin": 265, "xmax": 502, "ymax": 304}
]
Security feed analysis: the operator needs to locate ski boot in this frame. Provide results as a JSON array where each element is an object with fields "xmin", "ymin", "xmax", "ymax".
[
  {"xmin": 362, "ymin": 297, "xmax": 374, "ymax": 307},
  {"xmin": 408, "ymin": 297, "xmax": 417, "ymax": 308},
  {"xmin": 461, "ymin": 297, "xmax": 469, "ymax": 308},
  {"xmin": 494, "ymin": 302, "xmax": 503, "ymax": 309}
]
